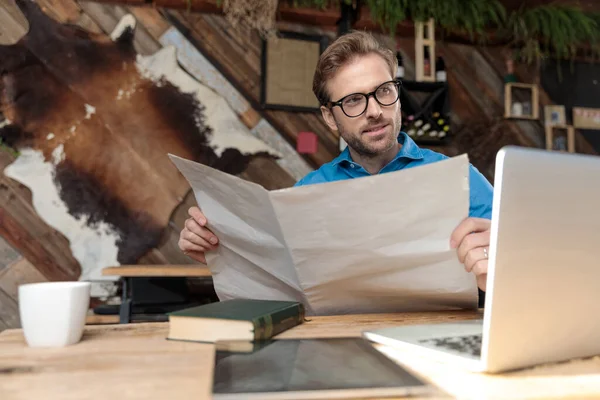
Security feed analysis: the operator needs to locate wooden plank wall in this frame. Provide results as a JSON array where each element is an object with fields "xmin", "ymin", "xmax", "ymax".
[{"xmin": 153, "ymin": 9, "xmax": 597, "ymax": 181}]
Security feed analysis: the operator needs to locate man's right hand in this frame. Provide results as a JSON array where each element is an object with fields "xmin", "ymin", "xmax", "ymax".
[{"xmin": 178, "ymin": 206, "xmax": 219, "ymax": 264}]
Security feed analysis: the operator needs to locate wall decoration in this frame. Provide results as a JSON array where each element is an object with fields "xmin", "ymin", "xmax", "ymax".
[
  {"xmin": 0, "ymin": 2, "xmax": 280, "ymax": 294},
  {"xmin": 261, "ymin": 31, "xmax": 328, "ymax": 112},
  {"xmin": 573, "ymin": 107, "xmax": 600, "ymax": 130},
  {"xmin": 545, "ymin": 125, "xmax": 575, "ymax": 153},
  {"xmin": 504, "ymin": 83, "xmax": 539, "ymax": 120},
  {"xmin": 296, "ymin": 131, "xmax": 318, "ymax": 154},
  {"xmin": 544, "ymin": 105, "xmax": 566, "ymax": 127},
  {"xmin": 415, "ymin": 18, "xmax": 435, "ymax": 82}
]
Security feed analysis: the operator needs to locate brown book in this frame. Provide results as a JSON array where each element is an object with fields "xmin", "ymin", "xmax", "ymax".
[{"xmin": 166, "ymin": 299, "xmax": 305, "ymax": 343}]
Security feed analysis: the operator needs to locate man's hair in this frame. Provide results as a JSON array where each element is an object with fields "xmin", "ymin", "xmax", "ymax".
[{"xmin": 312, "ymin": 30, "xmax": 397, "ymax": 106}]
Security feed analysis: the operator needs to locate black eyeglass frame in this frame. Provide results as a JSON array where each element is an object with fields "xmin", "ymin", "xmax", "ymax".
[{"xmin": 326, "ymin": 79, "xmax": 402, "ymax": 118}]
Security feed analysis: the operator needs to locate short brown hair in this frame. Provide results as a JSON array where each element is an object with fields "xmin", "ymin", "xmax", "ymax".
[{"xmin": 313, "ymin": 30, "xmax": 397, "ymax": 106}]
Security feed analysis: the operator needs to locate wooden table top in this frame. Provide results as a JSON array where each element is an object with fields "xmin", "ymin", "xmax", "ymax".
[
  {"xmin": 101, "ymin": 265, "xmax": 212, "ymax": 277},
  {"xmin": 2, "ymin": 310, "xmax": 600, "ymax": 399}
]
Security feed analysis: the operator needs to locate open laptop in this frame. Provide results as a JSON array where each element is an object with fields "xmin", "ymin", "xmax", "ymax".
[{"xmin": 363, "ymin": 145, "xmax": 600, "ymax": 373}]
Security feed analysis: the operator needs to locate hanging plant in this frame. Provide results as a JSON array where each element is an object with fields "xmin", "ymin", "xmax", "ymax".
[
  {"xmin": 365, "ymin": 0, "xmax": 506, "ymax": 41},
  {"xmin": 288, "ymin": 0, "xmax": 600, "ymax": 65},
  {"xmin": 502, "ymin": 4, "xmax": 600, "ymax": 64}
]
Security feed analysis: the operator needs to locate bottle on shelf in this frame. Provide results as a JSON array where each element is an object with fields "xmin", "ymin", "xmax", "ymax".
[
  {"xmin": 396, "ymin": 50, "xmax": 404, "ymax": 79},
  {"xmin": 504, "ymin": 57, "xmax": 518, "ymax": 83},
  {"xmin": 423, "ymin": 47, "xmax": 431, "ymax": 77},
  {"xmin": 436, "ymin": 56, "xmax": 446, "ymax": 82}
]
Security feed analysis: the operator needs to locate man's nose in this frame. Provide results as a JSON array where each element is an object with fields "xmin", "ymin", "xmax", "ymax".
[{"xmin": 364, "ymin": 95, "xmax": 382, "ymax": 119}]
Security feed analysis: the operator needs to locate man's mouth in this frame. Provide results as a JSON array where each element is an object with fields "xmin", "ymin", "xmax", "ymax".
[{"xmin": 362, "ymin": 123, "xmax": 389, "ymax": 136}]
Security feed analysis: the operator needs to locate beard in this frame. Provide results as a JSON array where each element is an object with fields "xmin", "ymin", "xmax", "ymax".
[{"xmin": 337, "ymin": 110, "xmax": 402, "ymax": 158}]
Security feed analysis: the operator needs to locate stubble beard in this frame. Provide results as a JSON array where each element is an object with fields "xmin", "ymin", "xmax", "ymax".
[{"xmin": 338, "ymin": 110, "xmax": 402, "ymax": 158}]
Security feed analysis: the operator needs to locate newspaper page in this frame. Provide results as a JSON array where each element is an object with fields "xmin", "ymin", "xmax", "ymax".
[{"xmin": 169, "ymin": 154, "xmax": 478, "ymax": 315}]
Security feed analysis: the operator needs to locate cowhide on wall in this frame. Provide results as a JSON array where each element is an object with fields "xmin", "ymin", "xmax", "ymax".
[{"xmin": 0, "ymin": 1, "xmax": 280, "ymax": 286}]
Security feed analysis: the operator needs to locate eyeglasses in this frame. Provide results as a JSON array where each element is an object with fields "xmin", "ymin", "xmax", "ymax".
[{"xmin": 327, "ymin": 80, "xmax": 401, "ymax": 118}]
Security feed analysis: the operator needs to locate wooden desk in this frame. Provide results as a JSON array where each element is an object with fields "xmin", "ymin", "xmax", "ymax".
[{"xmin": 2, "ymin": 311, "xmax": 600, "ymax": 399}]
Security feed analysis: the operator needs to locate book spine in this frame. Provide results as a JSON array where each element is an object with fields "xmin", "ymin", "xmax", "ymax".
[{"xmin": 252, "ymin": 303, "xmax": 305, "ymax": 340}]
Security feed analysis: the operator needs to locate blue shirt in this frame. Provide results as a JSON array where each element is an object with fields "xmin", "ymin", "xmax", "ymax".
[{"xmin": 295, "ymin": 132, "xmax": 493, "ymax": 219}]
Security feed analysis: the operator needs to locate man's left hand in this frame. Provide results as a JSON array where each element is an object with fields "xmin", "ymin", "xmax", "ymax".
[{"xmin": 450, "ymin": 217, "xmax": 491, "ymax": 291}]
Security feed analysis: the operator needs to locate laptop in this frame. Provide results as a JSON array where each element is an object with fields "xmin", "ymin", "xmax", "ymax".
[{"xmin": 363, "ymin": 145, "xmax": 600, "ymax": 373}]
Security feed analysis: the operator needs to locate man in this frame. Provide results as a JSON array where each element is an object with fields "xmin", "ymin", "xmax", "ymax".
[{"xmin": 178, "ymin": 31, "xmax": 493, "ymax": 294}]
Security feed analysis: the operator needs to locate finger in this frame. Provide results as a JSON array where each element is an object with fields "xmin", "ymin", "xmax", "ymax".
[
  {"xmin": 450, "ymin": 217, "xmax": 491, "ymax": 248},
  {"xmin": 182, "ymin": 231, "xmax": 217, "ymax": 251},
  {"xmin": 477, "ymin": 274, "xmax": 487, "ymax": 292},
  {"xmin": 183, "ymin": 250, "xmax": 207, "ymax": 264},
  {"xmin": 472, "ymin": 259, "xmax": 488, "ymax": 277},
  {"xmin": 179, "ymin": 238, "xmax": 210, "ymax": 253},
  {"xmin": 457, "ymin": 231, "xmax": 490, "ymax": 263},
  {"xmin": 185, "ymin": 218, "xmax": 219, "ymax": 246},
  {"xmin": 188, "ymin": 206, "xmax": 207, "ymax": 226},
  {"xmin": 464, "ymin": 247, "xmax": 488, "ymax": 273}
]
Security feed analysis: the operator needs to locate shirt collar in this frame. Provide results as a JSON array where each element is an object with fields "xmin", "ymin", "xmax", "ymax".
[{"xmin": 332, "ymin": 131, "xmax": 424, "ymax": 167}]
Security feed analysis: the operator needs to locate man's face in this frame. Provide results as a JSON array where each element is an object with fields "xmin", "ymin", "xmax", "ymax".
[{"xmin": 321, "ymin": 53, "xmax": 401, "ymax": 158}]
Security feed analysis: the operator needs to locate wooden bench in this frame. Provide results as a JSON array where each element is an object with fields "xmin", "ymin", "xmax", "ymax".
[{"xmin": 98, "ymin": 264, "xmax": 213, "ymax": 324}]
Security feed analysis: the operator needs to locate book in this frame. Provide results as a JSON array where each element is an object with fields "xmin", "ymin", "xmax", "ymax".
[{"xmin": 166, "ymin": 299, "xmax": 305, "ymax": 343}]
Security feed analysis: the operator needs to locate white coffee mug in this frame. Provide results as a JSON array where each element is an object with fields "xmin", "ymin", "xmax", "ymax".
[{"xmin": 19, "ymin": 281, "xmax": 91, "ymax": 347}]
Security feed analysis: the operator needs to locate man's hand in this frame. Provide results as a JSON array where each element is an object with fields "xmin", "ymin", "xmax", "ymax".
[
  {"xmin": 178, "ymin": 206, "xmax": 219, "ymax": 264},
  {"xmin": 450, "ymin": 217, "xmax": 491, "ymax": 291}
]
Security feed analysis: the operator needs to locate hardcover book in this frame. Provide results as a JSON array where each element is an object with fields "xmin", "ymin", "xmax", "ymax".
[{"xmin": 167, "ymin": 299, "xmax": 305, "ymax": 343}]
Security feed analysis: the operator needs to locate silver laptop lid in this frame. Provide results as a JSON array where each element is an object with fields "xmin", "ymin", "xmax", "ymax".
[{"xmin": 483, "ymin": 146, "xmax": 600, "ymax": 372}]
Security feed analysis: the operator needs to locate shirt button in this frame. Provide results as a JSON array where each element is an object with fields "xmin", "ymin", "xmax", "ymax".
[{"xmin": 350, "ymin": 164, "xmax": 355, "ymax": 168}]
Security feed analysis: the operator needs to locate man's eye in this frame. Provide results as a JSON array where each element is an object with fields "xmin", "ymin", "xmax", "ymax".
[{"xmin": 344, "ymin": 95, "xmax": 363, "ymax": 105}]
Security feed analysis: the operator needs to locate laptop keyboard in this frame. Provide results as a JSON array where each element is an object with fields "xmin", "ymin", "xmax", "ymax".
[{"xmin": 419, "ymin": 334, "xmax": 482, "ymax": 357}]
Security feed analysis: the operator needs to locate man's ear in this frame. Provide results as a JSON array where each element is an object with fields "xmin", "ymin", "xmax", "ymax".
[{"xmin": 320, "ymin": 106, "xmax": 338, "ymax": 132}]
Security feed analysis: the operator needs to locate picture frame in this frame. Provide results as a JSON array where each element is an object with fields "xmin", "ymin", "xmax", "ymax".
[
  {"xmin": 544, "ymin": 105, "xmax": 566, "ymax": 127},
  {"xmin": 261, "ymin": 31, "xmax": 328, "ymax": 112},
  {"xmin": 572, "ymin": 107, "xmax": 600, "ymax": 130}
]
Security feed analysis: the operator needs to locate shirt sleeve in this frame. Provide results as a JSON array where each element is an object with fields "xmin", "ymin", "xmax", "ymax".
[{"xmin": 468, "ymin": 164, "xmax": 494, "ymax": 220}]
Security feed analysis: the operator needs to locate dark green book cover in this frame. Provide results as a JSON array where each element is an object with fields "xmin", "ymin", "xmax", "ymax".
[{"xmin": 168, "ymin": 299, "xmax": 305, "ymax": 340}]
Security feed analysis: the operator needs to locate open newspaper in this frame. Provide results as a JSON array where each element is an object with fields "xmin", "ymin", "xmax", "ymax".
[{"xmin": 169, "ymin": 154, "xmax": 478, "ymax": 316}]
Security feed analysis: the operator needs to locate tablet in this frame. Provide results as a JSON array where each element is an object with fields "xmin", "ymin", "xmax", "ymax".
[{"xmin": 212, "ymin": 337, "xmax": 430, "ymax": 399}]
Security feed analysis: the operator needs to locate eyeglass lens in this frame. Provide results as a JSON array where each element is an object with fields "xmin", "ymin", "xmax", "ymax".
[{"xmin": 341, "ymin": 81, "xmax": 399, "ymax": 117}]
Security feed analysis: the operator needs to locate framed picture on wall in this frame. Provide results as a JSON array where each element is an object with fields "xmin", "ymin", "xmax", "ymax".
[
  {"xmin": 544, "ymin": 105, "xmax": 566, "ymax": 127},
  {"xmin": 261, "ymin": 31, "xmax": 328, "ymax": 112}
]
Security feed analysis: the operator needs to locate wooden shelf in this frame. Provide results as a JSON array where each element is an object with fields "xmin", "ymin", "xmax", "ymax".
[
  {"xmin": 504, "ymin": 115, "xmax": 538, "ymax": 120},
  {"xmin": 546, "ymin": 125, "xmax": 575, "ymax": 153},
  {"xmin": 415, "ymin": 18, "xmax": 435, "ymax": 82},
  {"xmin": 102, "ymin": 265, "xmax": 212, "ymax": 277},
  {"xmin": 504, "ymin": 82, "xmax": 539, "ymax": 120}
]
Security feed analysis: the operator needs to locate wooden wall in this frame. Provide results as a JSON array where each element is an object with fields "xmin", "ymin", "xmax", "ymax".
[{"xmin": 150, "ymin": 7, "xmax": 597, "ymax": 181}]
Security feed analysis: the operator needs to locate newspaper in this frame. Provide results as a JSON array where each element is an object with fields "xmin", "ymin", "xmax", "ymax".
[{"xmin": 169, "ymin": 154, "xmax": 478, "ymax": 316}]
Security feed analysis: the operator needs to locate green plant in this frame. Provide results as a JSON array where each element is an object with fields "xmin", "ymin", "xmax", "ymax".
[
  {"xmin": 288, "ymin": 0, "xmax": 600, "ymax": 64},
  {"xmin": 366, "ymin": 0, "xmax": 505, "ymax": 40},
  {"xmin": 503, "ymin": 5, "xmax": 600, "ymax": 64}
]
